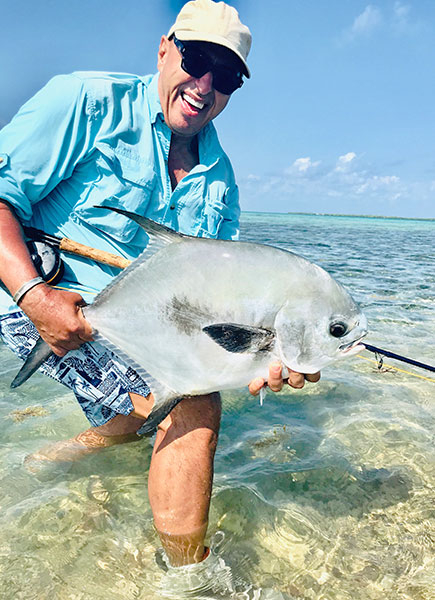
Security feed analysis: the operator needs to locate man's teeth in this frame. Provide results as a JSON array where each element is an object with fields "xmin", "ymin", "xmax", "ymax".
[{"xmin": 182, "ymin": 93, "xmax": 204, "ymax": 110}]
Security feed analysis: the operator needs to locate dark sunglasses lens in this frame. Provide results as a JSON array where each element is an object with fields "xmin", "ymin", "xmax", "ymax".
[
  {"xmin": 212, "ymin": 69, "xmax": 243, "ymax": 95},
  {"xmin": 176, "ymin": 39, "xmax": 243, "ymax": 95},
  {"xmin": 182, "ymin": 51, "xmax": 209, "ymax": 79}
]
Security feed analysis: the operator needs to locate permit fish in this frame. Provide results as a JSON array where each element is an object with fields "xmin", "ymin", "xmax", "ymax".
[{"xmin": 12, "ymin": 208, "xmax": 368, "ymax": 432}]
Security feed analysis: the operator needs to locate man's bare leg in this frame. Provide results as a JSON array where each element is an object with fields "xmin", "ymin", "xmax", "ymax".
[
  {"xmin": 26, "ymin": 389, "xmax": 221, "ymax": 568},
  {"xmin": 148, "ymin": 393, "xmax": 221, "ymax": 566},
  {"xmin": 26, "ymin": 411, "xmax": 147, "ymax": 464}
]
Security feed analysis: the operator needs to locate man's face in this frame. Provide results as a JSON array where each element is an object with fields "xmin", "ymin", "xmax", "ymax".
[{"xmin": 157, "ymin": 36, "xmax": 231, "ymax": 138}]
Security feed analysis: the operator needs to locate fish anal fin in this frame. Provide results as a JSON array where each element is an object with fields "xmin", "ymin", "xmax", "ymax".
[
  {"xmin": 202, "ymin": 323, "xmax": 275, "ymax": 354},
  {"xmin": 92, "ymin": 333, "xmax": 180, "ymax": 433},
  {"xmin": 137, "ymin": 397, "xmax": 183, "ymax": 435}
]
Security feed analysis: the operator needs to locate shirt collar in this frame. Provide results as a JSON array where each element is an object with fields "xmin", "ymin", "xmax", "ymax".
[
  {"xmin": 198, "ymin": 122, "xmax": 225, "ymax": 168},
  {"xmin": 145, "ymin": 72, "xmax": 226, "ymax": 167},
  {"xmin": 147, "ymin": 72, "xmax": 163, "ymax": 124}
]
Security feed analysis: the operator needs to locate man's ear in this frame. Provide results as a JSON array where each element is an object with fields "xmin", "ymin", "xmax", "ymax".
[{"xmin": 157, "ymin": 35, "xmax": 170, "ymax": 72}]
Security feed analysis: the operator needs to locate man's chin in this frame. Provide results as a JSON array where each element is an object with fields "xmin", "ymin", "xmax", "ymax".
[
  {"xmin": 167, "ymin": 110, "xmax": 210, "ymax": 137},
  {"xmin": 170, "ymin": 122, "xmax": 206, "ymax": 138}
]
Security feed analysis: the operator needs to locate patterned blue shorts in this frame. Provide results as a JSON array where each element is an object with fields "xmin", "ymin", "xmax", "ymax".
[{"xmin": 0, "ymin": 311, "xmax": 151, "ymax": 428}]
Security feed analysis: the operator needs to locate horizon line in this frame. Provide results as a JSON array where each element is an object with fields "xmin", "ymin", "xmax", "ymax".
[{"xmin": 241, "ymin": 211, "xmax": 435, "ymax": 222}]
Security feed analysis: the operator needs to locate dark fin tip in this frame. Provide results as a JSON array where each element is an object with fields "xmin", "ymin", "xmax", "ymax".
[{"xmin": 203, "ymin": 323, "xmax": 275, "ymax": 354}]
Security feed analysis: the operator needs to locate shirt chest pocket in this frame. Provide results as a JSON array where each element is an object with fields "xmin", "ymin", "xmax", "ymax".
[
  {"xmin": 74, "ymin": 144, "xmax": 157, "ymax": 243},
  {"xmin": 199, "ymin": 198, "xmax": 231, "ymax": 239}
]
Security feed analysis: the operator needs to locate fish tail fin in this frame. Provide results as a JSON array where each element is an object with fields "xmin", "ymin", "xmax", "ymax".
[{"xmin": 11, "ymin": 336, "xmax": 53, "ymax": 389}]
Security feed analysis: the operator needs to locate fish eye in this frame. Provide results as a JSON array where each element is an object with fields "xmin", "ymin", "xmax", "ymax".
[{"xmin": 329, "ymin": 321, "xmax": 348, "ymax": 338}]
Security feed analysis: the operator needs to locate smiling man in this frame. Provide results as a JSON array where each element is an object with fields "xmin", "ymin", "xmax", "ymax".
[{"xmin": 0, "ymin": 0, "xmax": 318, "ymax": 591}]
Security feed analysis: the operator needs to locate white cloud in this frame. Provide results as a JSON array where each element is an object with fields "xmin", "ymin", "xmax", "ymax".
[
  {"xmin": 240, "ymin": 151, "xmax": 409, "ymax": 215},
  {"xmin": 286, "ymin": 157, "xmax": 321, "ymax": 175},
  {"xmin": 391, "ymin": 1, "xmax": 422, "ymax": 35},
  {"xmin": 340, "ymin": 5, "xmax": 382, "ymax": 43},
  {"xmin": 338, "ymin": 2, "xmax": 422, "ymax": 45},
  {"xmin": 335, "ymin": 152, "xmax": 357, "ymax": 172},
  {"xmin": 351, "ymin": 5, "xmax": 382, "ymax": 36},
  {"xmin": 339, "ymin": 152, "xmax": 356, "ymax": 164},
  {"xmin": 355, "ymin": 175, "xmax": 401, "ymax": 195},
  {"xmin": 394, "ymin": 1, "xmax": 410, "ymax": 21}
]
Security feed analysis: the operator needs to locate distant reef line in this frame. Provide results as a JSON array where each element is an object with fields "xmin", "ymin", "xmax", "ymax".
[
  {"xmin": 289, "ymin": 212, "xmax": 435, "ymax": 221},
  {"xmin": 242, "ymin": 211, "xmax": 435, "ymax": 222}
]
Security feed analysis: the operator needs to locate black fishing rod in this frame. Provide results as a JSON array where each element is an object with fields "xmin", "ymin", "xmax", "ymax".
[{"xmin": 363, "ymin": 343, "xmax": 435, "ymax": 374}]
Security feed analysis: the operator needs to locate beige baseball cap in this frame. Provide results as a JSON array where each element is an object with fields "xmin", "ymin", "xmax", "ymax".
[{"xmin": 167, "ymin": 0, "xmax": 252, "ymax": 77}]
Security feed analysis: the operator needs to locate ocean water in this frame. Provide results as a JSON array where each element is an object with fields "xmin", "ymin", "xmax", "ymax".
[{"xmin": 0, "ymin": 212, "xmax": 434, "ymax": 599}]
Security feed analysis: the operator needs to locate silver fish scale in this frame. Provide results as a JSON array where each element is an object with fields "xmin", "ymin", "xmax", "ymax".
[
  {"xmin": 84, "ymin": 234, "xmax": 366, "ymax": 403},
  {"xmin": 14, "ymin": 209, "xmax": 367, "ymax": 430}
]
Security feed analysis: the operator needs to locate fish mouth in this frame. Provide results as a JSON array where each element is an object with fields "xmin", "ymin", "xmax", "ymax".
[{"xmin": 339, "ymin": 332, "xmax": 368, "ymax": 354}]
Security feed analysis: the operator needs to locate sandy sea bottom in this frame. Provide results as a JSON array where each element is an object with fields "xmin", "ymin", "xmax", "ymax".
[{"xmin": 0, "ymin": 212, "xmax": 434, "ymax": 599}]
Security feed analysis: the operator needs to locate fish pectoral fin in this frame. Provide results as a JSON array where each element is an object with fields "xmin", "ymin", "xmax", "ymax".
[
  {"xmin": 202, "ymin": 323, "xmax": 275, "ymax": 354},
  {"xmin": 11, "ymin": 336, "xmax": 53, "ymax": 388}
]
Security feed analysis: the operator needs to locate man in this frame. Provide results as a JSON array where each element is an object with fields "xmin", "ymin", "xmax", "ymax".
[{"xmin": 0, "ymin": 0, "xmax": 319, "ymax": 576}]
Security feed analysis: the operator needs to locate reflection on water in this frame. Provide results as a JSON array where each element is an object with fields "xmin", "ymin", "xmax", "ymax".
[{"xmin": 0, "ymin": 213, "xmax": 434, "ymax": 599}]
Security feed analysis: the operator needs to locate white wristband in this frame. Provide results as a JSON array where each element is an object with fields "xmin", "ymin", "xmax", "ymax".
[{"xmin": 13, "ymin": 277, "xmax": 45, "ymax": 305}]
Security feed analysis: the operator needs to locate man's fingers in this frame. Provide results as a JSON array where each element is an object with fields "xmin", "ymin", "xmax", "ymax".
[
  {"xmin": 78, "ymin": 329, "xmax": 94, "ymax": 342},
  {"xmin": 248, "ymin": 377, "xmax": 265, "ymax": 396},
  {"xmin": 249, "ymin": 366, "xmax": 321, "ymax": 396},
  {"xmin": 268, "ymin": 362, "xmax": 283, "ymax": 392},
  {"xmin": 78, "ymin": 307, "xmax": 95, "ymax": 341},
  {"xmin": 305, "ymin": 371, "xmax": 321, "ymax": 383},
  {"xmin": 287, "ymin": 370, "xmax": 305, "ymax": 389},
  {"xmin": 249, "ymin": 363, "xmax": 283, "ymax": 396},
  {"xmin": 45, "ymin": 331, "xmax": 89, "ymax": 355},
  {"xmin": 50, "ymin": 344, "xmax": 68, "ymax": 357},
  {"xmin": 287, "ymin": 370, "xmax": 321, "ymax": 389}
]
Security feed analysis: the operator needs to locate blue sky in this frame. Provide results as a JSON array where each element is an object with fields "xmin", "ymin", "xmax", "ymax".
[{"xmin": 1, "ymin": 0, "xmax": 434, "ymax": 218}]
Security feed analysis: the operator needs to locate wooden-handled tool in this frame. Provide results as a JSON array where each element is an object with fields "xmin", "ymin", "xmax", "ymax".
[{"xmin": 23, "ymin": 227, "xmax": 131, "ymax": 270}]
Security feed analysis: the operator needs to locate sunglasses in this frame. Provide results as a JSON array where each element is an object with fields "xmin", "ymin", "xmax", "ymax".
[{"xmin": 173, "ymin": 36, "xmax": 244, "ymax": 96}]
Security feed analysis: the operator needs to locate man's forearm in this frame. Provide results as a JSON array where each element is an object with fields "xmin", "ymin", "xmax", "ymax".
[
  {"xmin": 0, "ymin": 200, "xmax": 40, "ymax": 296},
  {"xmin": 0, "ymin": 200, "xmax": 95, "ymax": 355}
]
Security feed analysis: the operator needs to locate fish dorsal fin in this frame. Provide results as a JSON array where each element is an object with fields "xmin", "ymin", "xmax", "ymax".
[
  {"xmin": 99, "ymin": 206, "xmax": 189, "ymax": 245},
  {"xmin": 89, "ymin": 207, "xmax": 191, "ymax": 307},
  {"xmin": 203, "ymin": 323, "xmax": 275, "ymax": 354}
]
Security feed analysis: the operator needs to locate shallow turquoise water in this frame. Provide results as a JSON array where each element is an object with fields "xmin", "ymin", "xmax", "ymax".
[{"xmin": 0, "ymin": 212, "xmax": 434, "ymax": 599}]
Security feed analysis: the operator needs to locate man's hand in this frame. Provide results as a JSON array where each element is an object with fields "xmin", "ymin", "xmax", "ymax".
[
  {"xmin": 0, "ymin": 202, "xmax": 93, "ymax": 356},
  {"xmin": 248, "ymin": 361, "xmax": 321, "ymax": 396},
  {"xmin": 20, "ymin": 284, "xmax": 94, "ymax": 356}
]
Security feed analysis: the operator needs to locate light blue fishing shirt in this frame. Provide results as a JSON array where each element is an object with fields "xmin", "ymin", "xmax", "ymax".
[{"xmin": 0, "ymin": 71, "xmax": 240, "ymax": 314}]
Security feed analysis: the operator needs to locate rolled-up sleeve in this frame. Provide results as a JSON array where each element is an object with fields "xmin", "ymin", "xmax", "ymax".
[{"xmin": 0, "ymin": 74, "xmax": 95, "ymax": 221}]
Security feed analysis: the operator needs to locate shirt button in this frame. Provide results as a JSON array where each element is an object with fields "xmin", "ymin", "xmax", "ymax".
[{"xmin": 170, "ymin": 205, "xmax": 175, "ymax": 210}]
